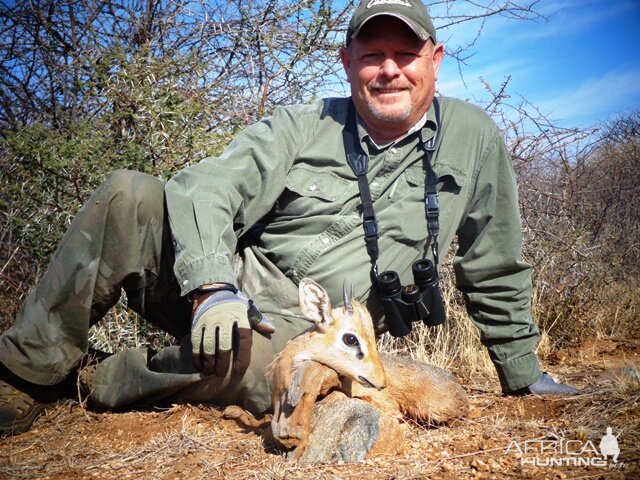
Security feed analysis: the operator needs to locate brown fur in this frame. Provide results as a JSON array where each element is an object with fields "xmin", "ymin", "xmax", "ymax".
[
  {"xmin": 267, "ymin": 278, "xmax": 468, "ymax": 460},
  {"xmin": 345, "ymin": 354, "xmax": 469, "ymax": 423}
]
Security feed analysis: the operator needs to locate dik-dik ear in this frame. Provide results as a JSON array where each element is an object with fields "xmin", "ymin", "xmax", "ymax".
[{"xmin": 299, "ymin": 278, "xmax": 332, "ymax": 327}]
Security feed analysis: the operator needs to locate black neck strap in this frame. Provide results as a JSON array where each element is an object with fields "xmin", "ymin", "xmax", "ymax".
[
  {"xmin": 343, "ymin": 104, "xmax": 380, "ymax": 283},
  {"xmin": 421, "ymin": 97, "xmax": 441, "ymax": 264},
  {"xmin": 343, "ymin": 98, "xmax": 441, "ymax": 284}
]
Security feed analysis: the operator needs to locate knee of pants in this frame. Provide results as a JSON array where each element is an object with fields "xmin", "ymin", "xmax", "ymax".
[{"xmin": 103, "ymin": 169, "xmax": 165, "ymax": 221}]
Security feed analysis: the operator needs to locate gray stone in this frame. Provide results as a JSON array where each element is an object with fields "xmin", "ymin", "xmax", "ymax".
[{"xmin": 296, "ymin": 393, "xmax": 382, "ymax": 464}]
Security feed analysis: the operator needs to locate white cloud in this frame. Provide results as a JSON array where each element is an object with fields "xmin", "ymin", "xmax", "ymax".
[{"xmin": 536, "ymin": 68, "xmax": 640, "ymax": 125}]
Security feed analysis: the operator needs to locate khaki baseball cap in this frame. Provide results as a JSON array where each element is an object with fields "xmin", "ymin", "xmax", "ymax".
[{"xmin": 346, "ymin": 0, "xmax": 437, "ymax": 46}]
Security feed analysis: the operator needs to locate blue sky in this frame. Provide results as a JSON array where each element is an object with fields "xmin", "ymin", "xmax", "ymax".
[{"xmin": 430, "ymin": 0, "xmax": 640, "ymax": 129}]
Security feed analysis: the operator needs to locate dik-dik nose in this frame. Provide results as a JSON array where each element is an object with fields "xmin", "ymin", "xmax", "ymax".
[{"xmin": 358, "ymin": 362, "xmax": 386, "ymax": 390}]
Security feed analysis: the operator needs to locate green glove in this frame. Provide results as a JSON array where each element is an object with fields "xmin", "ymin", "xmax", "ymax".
[{"xmin": 191, "ymin": 290, "xmax": 252, "ymax": 377}]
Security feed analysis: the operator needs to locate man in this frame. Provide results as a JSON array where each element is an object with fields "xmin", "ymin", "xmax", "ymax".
[{"xmin": 0, "ymin": 0, "xmax": 577, "ymax": 436}]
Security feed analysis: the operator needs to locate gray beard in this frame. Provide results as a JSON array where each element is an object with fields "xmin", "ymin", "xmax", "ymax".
[{"xmin": 365, "ymin": 100, "xmax": 412, "ymax": 124}]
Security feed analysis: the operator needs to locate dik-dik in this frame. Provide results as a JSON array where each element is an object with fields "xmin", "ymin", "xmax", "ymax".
[{"xmin": 267, "ymin": 278, "xmax": 469, "ymax": 460}]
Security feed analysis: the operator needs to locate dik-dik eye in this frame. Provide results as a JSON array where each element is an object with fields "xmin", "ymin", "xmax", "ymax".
[{"xmin": 342, "ymin": 333, "xmax": 360, "ymax": 348}]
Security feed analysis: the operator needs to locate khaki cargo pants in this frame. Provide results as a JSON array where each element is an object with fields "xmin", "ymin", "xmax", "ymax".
[{"xmin": 0, "ymin": 170, "xmax": 311, "ymax": 413}]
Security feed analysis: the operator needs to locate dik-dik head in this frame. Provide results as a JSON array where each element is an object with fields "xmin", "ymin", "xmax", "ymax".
[{"xmin": 296, "ymin": 278, "xmax": 386, "ymax": 390}]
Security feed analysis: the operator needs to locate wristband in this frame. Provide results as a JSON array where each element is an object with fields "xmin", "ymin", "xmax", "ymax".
[{"xmin": 189, "ymin": 283, "xmax": 237, "ymax": 302}]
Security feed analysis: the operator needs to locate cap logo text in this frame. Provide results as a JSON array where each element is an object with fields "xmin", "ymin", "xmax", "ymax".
[{"xmin": 367, "ymin": 0, "xmax": 412, "ymax": 8}]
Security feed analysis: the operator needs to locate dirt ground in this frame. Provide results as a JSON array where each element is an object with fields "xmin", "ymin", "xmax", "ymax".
[{"xmin": 1, "ymin": 337, "xmax": 638, "ymax": 480}]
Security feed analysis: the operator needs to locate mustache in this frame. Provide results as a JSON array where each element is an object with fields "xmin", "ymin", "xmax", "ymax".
[{"xmin": 367, "ymin": 81, "xmax": 412, "ymax": 91}]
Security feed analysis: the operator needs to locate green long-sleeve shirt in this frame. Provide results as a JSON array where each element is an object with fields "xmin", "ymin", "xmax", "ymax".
[{"xmin": 165, "ymin": 96, "xmax": 533, "ymax": 339}]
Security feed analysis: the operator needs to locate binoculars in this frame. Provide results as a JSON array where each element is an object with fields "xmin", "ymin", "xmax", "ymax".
[{"xmin": 377, "ymin": 259, "xmax": 446, "ymax": 337}]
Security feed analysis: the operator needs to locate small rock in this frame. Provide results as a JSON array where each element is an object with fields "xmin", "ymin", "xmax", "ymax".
[{"xmin": 297, "ymin": 393, "xmax": 404, "ymax": 464}]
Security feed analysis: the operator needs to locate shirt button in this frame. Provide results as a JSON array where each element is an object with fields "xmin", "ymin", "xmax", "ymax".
[
  {"xmin": 321, "ymin": 237, "xmax": 330, "ymax": 245},
  {"xmin": 182, "ymin": 280, "xmax": 188, "ymax": 285},
  {"xmin": 371, "ymin": 181, "xmax": 379, "ymax": 188},
  {"xmin": 309, "ymin": 184, "xmax": 317, "ymax": 191},
  {"xmin": 390, "ymin": 147, "xmax": 398, "ymax": 154}
]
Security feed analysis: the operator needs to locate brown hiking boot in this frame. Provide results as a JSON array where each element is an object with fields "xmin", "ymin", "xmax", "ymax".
[{"xmin": 0, "ymin": 379, "xmax": 54, "ymax": 436}]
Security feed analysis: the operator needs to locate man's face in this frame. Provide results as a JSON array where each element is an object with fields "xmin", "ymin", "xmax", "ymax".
[{"xmin": 341, "ymin": 16, "xmax": 443, "ymax": 140}]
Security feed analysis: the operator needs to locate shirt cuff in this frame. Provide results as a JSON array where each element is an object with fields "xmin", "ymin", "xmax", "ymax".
[{"xmin": 174, "ymin": 253, "xmax": 237, "ymax": 296}]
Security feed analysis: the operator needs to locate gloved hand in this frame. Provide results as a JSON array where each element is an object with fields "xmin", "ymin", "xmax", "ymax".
[{"xmin": 191, "ymin": 288, "xmax": 275, "ymax": 377}]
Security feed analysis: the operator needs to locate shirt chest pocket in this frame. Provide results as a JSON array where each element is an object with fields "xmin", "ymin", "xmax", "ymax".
[
  {"xmin": 404, "ymin": 162, "xmax": 467, "ymax": 193},
  {"xmin": 277, "ymin": 165, "xmax": 352, "ymax": 217},
  {"xmin": 388, "ymin": 162, "xmax": 467, "ymax": 243}
]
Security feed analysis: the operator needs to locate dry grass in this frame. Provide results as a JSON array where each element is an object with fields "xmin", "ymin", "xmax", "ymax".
[{"xmin": 88, "ymin": 298, "xmax": 176, "ymax": 354}]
